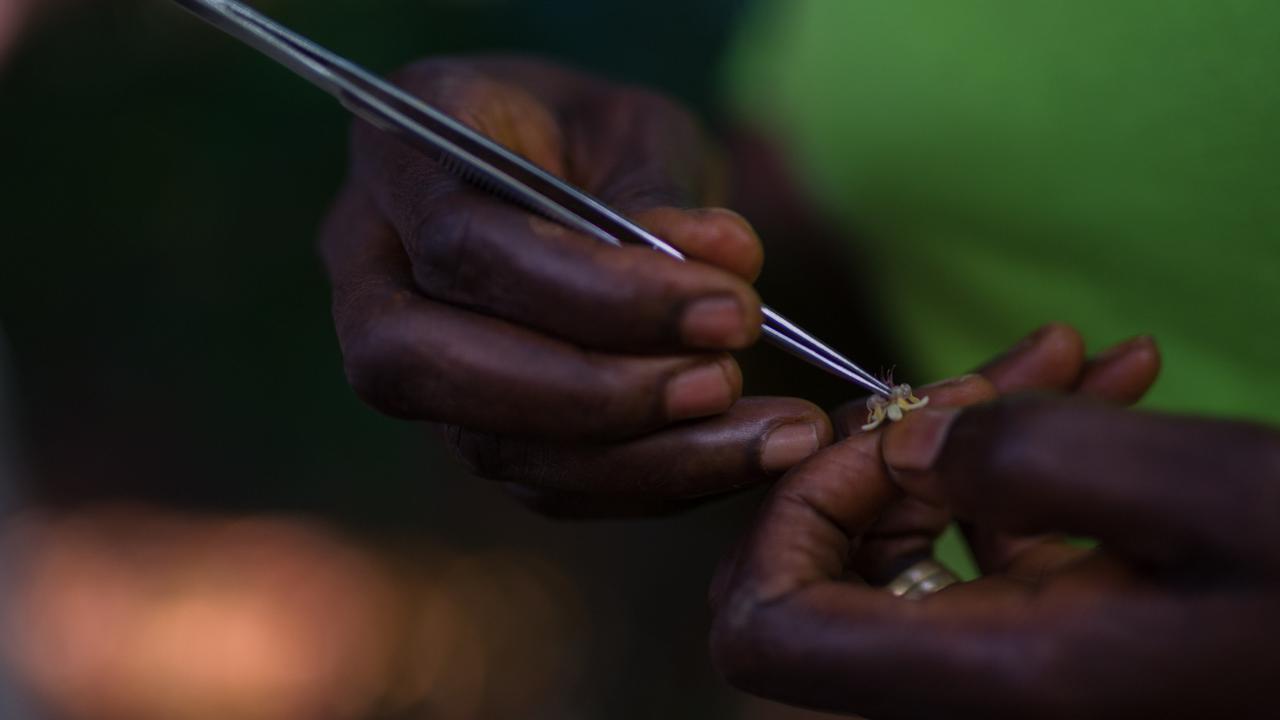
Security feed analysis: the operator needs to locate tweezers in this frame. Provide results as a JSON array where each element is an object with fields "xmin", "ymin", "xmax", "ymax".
[{"xmin": 172, "ymin": 0, "xmax": 895, "ymax": 397}]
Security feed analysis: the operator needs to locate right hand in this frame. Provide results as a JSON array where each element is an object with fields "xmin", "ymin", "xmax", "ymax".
[{"xmin": 319, "ymin": 58, "xmax": 832, "ymax": 515}]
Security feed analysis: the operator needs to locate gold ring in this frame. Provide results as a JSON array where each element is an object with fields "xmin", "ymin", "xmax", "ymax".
[{"xmin": 885, "ymin": 558, "xmax": 961, "ymax": 599}]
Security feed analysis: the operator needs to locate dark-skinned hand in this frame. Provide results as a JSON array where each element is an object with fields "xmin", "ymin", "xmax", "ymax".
[
  {"xmin": 711, "ymin": 324, "xmax": 1279, "ymax": 719},
  {"xmin": 319, "ymin": 58, "xmax": 832, "ymax": 515}
]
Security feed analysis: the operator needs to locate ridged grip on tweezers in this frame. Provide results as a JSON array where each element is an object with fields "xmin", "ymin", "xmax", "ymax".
[{"xmin": 171, "ymin": 0, "xmax": 895, "ymax": 397}]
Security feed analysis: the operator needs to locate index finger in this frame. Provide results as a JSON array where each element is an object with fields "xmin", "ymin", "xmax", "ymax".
[
  {"xmin": 349, "ymin": 87, "xmax": 768, "ymax": 355},
  {"xmin": 883, "ymin": 396, "xmax": 1280, "ymax": 571},
  {"xmin": 319, "ymin": 184, "xmax": 743, "ymax": 439}
]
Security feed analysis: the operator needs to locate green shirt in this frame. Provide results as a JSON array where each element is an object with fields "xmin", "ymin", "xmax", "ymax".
[{"xmin": 727, "ymin": 0, "xmax": 1280, "ymax": 423}]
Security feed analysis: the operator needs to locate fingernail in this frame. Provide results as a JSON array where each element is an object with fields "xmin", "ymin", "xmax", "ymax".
[
  {"xmin": 666, "ymin": 360, "xmax": 735, "ymax": 420},
  {"xmin": 760, "ymin": 423, "xmax": 820, "ymax": 473},
  {"xmin": 882, "ymin": 407, "xmax": 960, "ymax": 472},
  {"xmin": 682, "ymin": 296, "xmax": 749, "ymax": 348}
]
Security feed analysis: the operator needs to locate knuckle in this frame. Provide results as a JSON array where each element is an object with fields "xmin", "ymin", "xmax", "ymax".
[
  {"xmin": 406, "ymin": 198, "xmax": 479, "ymax": 301},
  {"xmin": 444, "ymin": 428, "xmax": 557, "ymax": 486},
  {"xmin": 408, "ymin": 199, "xmax": 525, "ymax": 319},
  {"xmin": 595, "ymin": 88, "xmax": 705, "ymax": 209},
  {"xmin": 707, "ymin": 562, "xmax": 797, "ymax": 696},
  {"xmin": 577, "ymin": 364, "xmax": 634, "ymax": 429},
  {"xmin": 448, "ymin": 429, "xmax": 504, "ymax": 479},
  {"xmin": 329, "ymin": 275, "xmax": 382, "ymax": 341},
  {"xmin": 342, "ymin": 343, "xmax": 400, "ymax": 417},
  {"xmin": 499, "ymin": 486, "xmax": 583, "ymax": 519},
  {"xmin": 708, "ymin": 598, "xmax": 770, "ymax": 692},
  {"xmin": 342, "ymin": 312, "xmax": 442, "ymax": 420},
  {"xmin": 594, "ymin": 247, "xmax": 677, "ymax": 309},
  {"xmin": 576, "ymin": 357, "xmax": 663, "ymax": 437}
]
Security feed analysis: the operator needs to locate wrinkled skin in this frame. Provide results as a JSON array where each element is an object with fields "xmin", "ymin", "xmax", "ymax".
[
  {"xmin": 710, "ymin": 324, "xmax": 1280, "ymax": 719},
  {"xmin": 317, "ymin": 57, "xmax": 1280, "ymax": 716},
  {"xmin": 320, "ymin": 58, "xmax": 837, "ymax": 514}
]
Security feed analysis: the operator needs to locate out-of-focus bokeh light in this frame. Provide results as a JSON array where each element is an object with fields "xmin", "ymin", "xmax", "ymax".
[{"xmin": 1, "ymin": 506, "xmax": 587, "ymax": 720}]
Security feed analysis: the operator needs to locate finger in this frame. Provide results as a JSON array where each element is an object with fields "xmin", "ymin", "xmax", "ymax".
[
  {"xmin": 362, "ymin": 171, "xmax": 764, "ymax": 356},
  {"xmin": 708, "ymin": 534, "xmax": 747, "ymax": 615},
  {"xmin": 530, "ymin": 82, "xmax": 767, "ymax": 279},
  {"xmin": 719, "ymin": 376, "xmax": 993, "ymax": 604},
  {"xmin": 718, "ymin": 434, "xmax": 897, "ymax": 615},
  {"xmin": 448, "ymin": 396, "xmax": 832, "ymax": 499},
  {"xmin": 969, "ymin": 328, "xmax": 1156, "ymax": 575},
  {"xmin": 320, "ymin": 186, "xmax": 742, "ymax": 439},
  {"xmin": 1075, "ymin": 335, "xmax": 1161, "ymax": 404},
  {"xmin": 632, "ymin": 207, "xmax": 764, "ymax": 281},
  {"xmin": 711, "ymin": 387, "xmax": 1048, "ymax": 717},
  {"xmin": 848, "ymin": 494, "xmax": 953, "ymax": 585},
  {"xmin": 831, "ymin": 323, "xmax": 1084, "ymax": 439},
  {"xmin": 976, "ymin": 322, "xmax": 1086, "ymax": 394},
  {"xmin": 969, "ymin": 335, "xmax": 1162, "ymax": 575},
  {"xmin": 832, "ymin": 374, "xmax": 996, "ymax": 440},
  {"xmin": 561, "ymin": 82, "xmax": 715, "ymax": 210},
  {"xmin": 849, "ymin": 376, "xmax": 997, "ymax": 582},
  {"xmin": 563, "ymin": 86, "xmax": 767, "ymax": 287},
  {"xmin": 360, "ymin": 157, "xmax": 763, "ymax": 353},
  {"xmin": 883, "ymin": 396, "xmax": 1280, "ymax": 571}
]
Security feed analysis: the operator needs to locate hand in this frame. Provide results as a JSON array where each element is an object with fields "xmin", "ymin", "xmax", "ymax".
[
  {"xmin": 711, "ymin": 326, "xmax": 1280, "ymax": 719},
  {"xmin": 319, "ymin": 58, "xmax": 831, "ymax": 514},
  {"xmin": 824, "ymin": 323, "xmax": 1159, "ymax": 583}
]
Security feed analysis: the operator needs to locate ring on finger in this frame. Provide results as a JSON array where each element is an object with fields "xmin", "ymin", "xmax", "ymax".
[{"xmin": 885, "ymin": 558, "xmax": 961, "ymax": 599}]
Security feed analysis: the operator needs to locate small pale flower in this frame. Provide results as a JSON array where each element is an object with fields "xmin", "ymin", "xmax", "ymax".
[{"xmin": 861, "ymin": 383, "xmax": 930, "ymax": 431}]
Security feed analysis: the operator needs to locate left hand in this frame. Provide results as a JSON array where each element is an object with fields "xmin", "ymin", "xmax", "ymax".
[
  {"xmin": 321, "ymin": 58, "xmax": 831, "ymax": 517},
  {"xmin": 823, "ymin": 323, "xmax": 1159, "ymax": 584},
  {"xmin": 705, "ymin": 326, "xmax": 1280, "ymax": 718}
]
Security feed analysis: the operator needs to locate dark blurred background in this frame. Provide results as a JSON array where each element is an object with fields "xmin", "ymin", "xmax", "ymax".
[{"xmin": 0, "ymin": 1, "xmax": 843, "ymax": 718}]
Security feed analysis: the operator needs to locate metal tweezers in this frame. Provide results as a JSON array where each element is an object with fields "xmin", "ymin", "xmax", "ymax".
[{"xmin": 173, "ymin": 0, "xmax": 895, "ymax": 397}]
